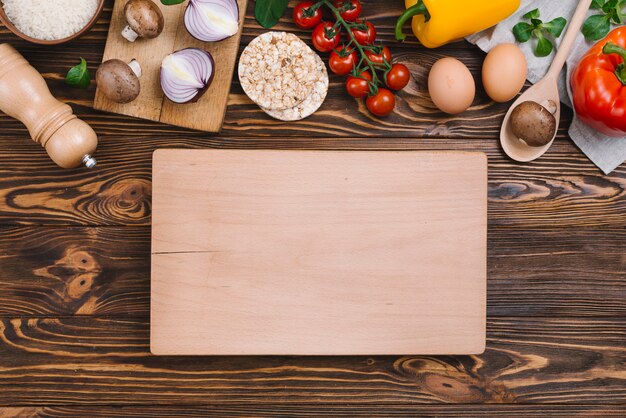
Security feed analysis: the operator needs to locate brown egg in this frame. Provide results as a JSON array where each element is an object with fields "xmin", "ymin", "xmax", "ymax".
[
  {"xmin": 482, "ymin": 43, "xmax": 528, "ymax": 103},
  {"xmin": 428, "ymin": 57, "xmax": 475, "ymax": 115}
]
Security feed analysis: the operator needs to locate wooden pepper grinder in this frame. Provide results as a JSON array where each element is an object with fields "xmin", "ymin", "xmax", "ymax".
[{"xmin": 0, "ymin": 44, "xmax": 97, "ymax": 168}]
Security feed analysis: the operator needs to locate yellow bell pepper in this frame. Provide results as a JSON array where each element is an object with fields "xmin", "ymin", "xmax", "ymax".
[{"xmin": 396, "ymin": 0, "xmax": 520, "ymax": 48}]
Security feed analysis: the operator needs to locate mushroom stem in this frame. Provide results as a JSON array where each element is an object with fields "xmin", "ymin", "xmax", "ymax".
[
  {"xmin": 121, "ymin": 25, "xmax": 139, "ymax": 42},
  {"xmin": 128, "ymin": 59, "xmax": 142, "ymax": 78},
  {"xmin": 541, "ymin": 100, "xmax": 557, "ymax": 115}
]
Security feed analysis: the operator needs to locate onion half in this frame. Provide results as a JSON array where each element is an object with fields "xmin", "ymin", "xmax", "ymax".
[
  {"xmin": 160, "ymin": 48, "xmax": 215, "ymax": 104},
  {"xmin": 184, "ymin": 0, "xmax": 239, "ymax": 42}
]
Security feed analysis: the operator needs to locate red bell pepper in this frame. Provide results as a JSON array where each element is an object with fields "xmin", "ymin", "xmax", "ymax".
[{"xmin": 571, "ymin": 26, "xmax": 626, "ymax": 137}]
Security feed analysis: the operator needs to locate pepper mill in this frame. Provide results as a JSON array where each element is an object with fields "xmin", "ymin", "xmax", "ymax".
[{"xmin": 0, "ymin": 44, "xmax": 97, "ymax": 168}]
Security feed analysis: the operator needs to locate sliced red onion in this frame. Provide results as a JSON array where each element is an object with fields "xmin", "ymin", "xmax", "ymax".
[
  {"xmin": 184, "ymin": 0, "xmax": 239, "ymax": 42},
  {"xmin": 160, "ymin": 48, "xmax": 215, "ymax": 104}
]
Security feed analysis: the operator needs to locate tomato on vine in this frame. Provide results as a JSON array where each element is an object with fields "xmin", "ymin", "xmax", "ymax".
[
  {"xmin": 333, "ymin": 0, "xmax": 362, "ymax": 22},
  {"xmin": 329, "ymin": 46, "xmax": 357, "ymax": 76},
  {"xmin": 346, "ymin": 71, "xmax": 372, "ymax": 98},
  {"xmin": 312, "ymin": 22, "xmax": 341, "ymax": 53},
  {"xmin": 350, "ymin": 20, "xmax": 376, "ymax": 45},
  {"xmin": 298, "ymin": 0, "xmax": 396, "ymax": 117},
  {"xmin": 293, "ymin": 1, "xmax": 323, "ymax": 29},
  {"xmin": 364, "ymin": 46, "xmax": 391, "ymax": 66},
  {"xmin": 385, "ymin": 64, "xmax": 410, "ymax": 91},
  {"xmin": 366, "ymin": 88, "xmax": 395, "ymax": 117}
]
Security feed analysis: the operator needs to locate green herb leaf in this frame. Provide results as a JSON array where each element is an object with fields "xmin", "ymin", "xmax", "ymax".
[
  {"xmin": 255, "ymin": 0, "xmax": 289, "ymax": 28},
  {"xmin": 592, "ymin": 0, "xmax": 606, "ymax": 8},
  {"xmin": 530, "ymin": 18, "xmax": 543, "ymax": 26},
  {"xmin": 582, "ymin": 0, "xmax": 626, "ymax": 40},
  {"xmin": 610, "ymin": 8, "xmax": 623, "ymax": 24},
  {"xmin": 512, "ymin": 22, "xmax": 534, "ymax": 42},
  {"xmin": 513, "ymin": 9, "xmax": 567, "ymax": 58},
  {"xmin": 65, "ymin": 58, "xmax": 90, "ymax": 89},
  {"xmin": 535, "ymin": 32, "xmax": 554, "ymax": 57},
  {"xmin": 543, "ymin": 17, "xmax": 567, "ymax": 37},
  {"xmin": 523, "ymin": 8, "xmax": 540, "ymax": 20},
  {"xmin": 602, "ymin": 0, "xmax": 619, "ymax": 13},
  {"xmin": 160, "ymin": 0, "xmax": 185, "ymax": 4},
  {"xmin": 582, "ymin": 14, "xmax": 612, "ymax": 40}
]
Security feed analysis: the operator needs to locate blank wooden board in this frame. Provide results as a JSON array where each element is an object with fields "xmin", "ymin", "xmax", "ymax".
[
  {"xmin": 94, "ymin": 0, "xmax": 247, "ymax": 132},
  {"xmin": 151, "ymin": 150, "xmax": 487, "ymax": 355}
]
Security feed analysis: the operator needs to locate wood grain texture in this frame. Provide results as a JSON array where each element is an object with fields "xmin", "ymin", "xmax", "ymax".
[
  {"xmin": 0, "ymin": 136, "xmax": 623, "ymax": 227},
  {"xmin": 0, "ymin": 0, "xmax": 624, "ymax": 412},
  {"xmin": 94, "ymin": 0, "xmax": 248, "ymax": 132},
  {"xmin": 3, "ymin": 405, "xmax": 626, "ymax": 417},
  {"xmin": 151, "ymin": 150, "xmax": 486, "ymax": 355},
  {"xmin": 1, "ymin": 226, "xmax": 623, "ymax": 318},
  {"xmin": 0, "ymin": 316, "xmax": 625, "ymax": 405}
]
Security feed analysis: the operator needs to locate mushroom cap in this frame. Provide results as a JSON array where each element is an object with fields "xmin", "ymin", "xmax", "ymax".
[
  {"xmin": 124, "ymin": 0, "xmax": 164, "ymax": 39},
  {"xmin": 96, "ymin": 59, "xmax": 141, "ymax": 104},
  {"xmin": 510, "ymin": 101, "xmax": 557, "ymax": 147}
]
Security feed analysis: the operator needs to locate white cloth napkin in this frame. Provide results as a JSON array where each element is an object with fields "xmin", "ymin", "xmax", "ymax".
[{"xmin": 467, "ymin": 0, "xmax": 626, "ymax": 174}]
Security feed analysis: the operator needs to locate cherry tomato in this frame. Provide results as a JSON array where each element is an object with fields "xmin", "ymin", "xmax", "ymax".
[
  {"xmin": 329, "ymin": 46, "xmax": 357, "ymax": 76},
  {"xmin": 293, "ymin": 1, "xmax": 323, "ymax": 29},
  {"xmin": 333, "ymin": 0, "xmax": 362, "ymax": 22},
  {"xmin": 346, "ymin": 71, "xmax": 372, "ymax": 98},
  {"xmin": 366, "ymin": 88, "xmax": 395, "ymax": 117},
  {"xmin": 364, "ymin": 46, "xmax": 391, "ymax": 65},
  {"xmin": 350, "ymin": 21, "xmax": 376, "ymax": 46},
  {"xmin": 312, "ymin": 22, "xmax": 341, "ymax": 53},
  {"xmin": 385, "ymin": 63, "xmax": 411, "ymax": 91}
]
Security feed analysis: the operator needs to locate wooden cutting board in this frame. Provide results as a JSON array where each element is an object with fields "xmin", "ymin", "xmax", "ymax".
[
  {"xmin": 151, "ymin": 150, "xmax": 487, "ymax": 355},
  {"xmin": 94, "ymin": 0, "xmax": 247, "ymax": 132}
]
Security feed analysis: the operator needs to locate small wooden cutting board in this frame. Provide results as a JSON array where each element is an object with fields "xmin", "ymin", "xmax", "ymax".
[
  {"xmin": 151, "ymin": 150, "xmax": 487, "ymax": 355},
  {"xmin": 94, "ymin": 0, "xmax": 247, "ymax": 132}
]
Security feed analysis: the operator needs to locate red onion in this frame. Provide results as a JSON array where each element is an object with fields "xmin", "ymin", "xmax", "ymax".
[
  {"xmin": 160, "ymin": 48, "xmax": 215, "ymax": 104},
  {"xmin": 184, "ymin": 0, "xmax": 239, "ymax": 42}
]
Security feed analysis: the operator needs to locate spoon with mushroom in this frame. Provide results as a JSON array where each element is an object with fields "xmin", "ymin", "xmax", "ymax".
[{"xmin": 500, "ymin": 0, "xmax": 592, "ymax": 162}]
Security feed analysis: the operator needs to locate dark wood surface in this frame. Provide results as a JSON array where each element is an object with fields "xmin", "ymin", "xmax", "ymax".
[{"xmin": 0, "ymin": 0, "xmax": 624, "ymax": 416}]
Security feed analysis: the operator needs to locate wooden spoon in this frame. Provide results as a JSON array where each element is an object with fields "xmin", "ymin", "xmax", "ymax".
[{"xmin": 500, "ymin": 0, "xmax": 593, "ymax": 162}]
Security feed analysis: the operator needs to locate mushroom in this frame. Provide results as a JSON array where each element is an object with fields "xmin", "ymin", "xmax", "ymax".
[
  {"xmin": 510, "ymin": 101, "xmax": 557, "ymax": 147},
  {"xmin": 121, "ymin": 0, "xmax": 164, "ymax": 42},
  {"xmin": 96, "ymin": 59, "xmax": 142, "ymax": 104}
]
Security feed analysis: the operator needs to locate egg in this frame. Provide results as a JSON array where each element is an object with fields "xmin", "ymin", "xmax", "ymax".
[
  {"xmin": 428, "ymin": 57, "xmax": 475, "ymax": 115},
  {"xmin": 482, "ymin": 43, "xmax": 527, "ymax": 103}
]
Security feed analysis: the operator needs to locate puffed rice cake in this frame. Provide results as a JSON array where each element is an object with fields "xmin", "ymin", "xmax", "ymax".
[
  {"xmin": 239, "ymin": 32, "xmax": 319, "ymax": 111},
  {"xmin": 262, "ymin": 52, "xmax": 328, "ymax": 121}
]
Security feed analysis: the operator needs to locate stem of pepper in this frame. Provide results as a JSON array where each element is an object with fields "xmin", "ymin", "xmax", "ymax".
[
  {"xmin": 320, "ymin": 0, "xmax": 382, "ymax": 92},
  {"xmin": 603, "ymin": 42, "xmax": 626, "ymax": 85},
  {"xmin": 394, "ymin": 1, "xmax": 431, "ymax": 42}
]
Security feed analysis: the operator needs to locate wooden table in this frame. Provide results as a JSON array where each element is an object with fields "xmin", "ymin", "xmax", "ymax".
[{"xmin": 1, "ymin": 1, "xmax": 624, "ymax": 416}]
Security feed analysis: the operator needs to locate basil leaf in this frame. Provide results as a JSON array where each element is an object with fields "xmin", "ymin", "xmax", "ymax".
[
  {"xmin": 543, "ymin": 17, "xmax": 567, "ymax": 37},
  {"xmin": 512, "ymin": 22, "xmax": 533, "ymax": 42},
  {"xmin": 161, "ymin": 0, "xmax": 185, "ymax": 4},
  {"xmin": 523, "ymin": 8, "xmax": 540, "ymax": 20},
  {"xmin": 582, "ymin": 14, "xmax": 612, "ymax": 40},
  {"xmin": 65, "ymin": 58, "xmax": 90, "ymax": 89},
  {"xmin": 255, "ymin": 0, "xmax": 289, "ymax": 28},
  {"xmin": 535, "ymin": 32, "xmax": 553, "ymax": 57}
]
